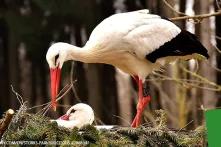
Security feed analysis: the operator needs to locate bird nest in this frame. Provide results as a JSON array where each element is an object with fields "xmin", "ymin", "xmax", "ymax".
[{"xmin": 0, "ymin": 103, "xmax": 206, "ymax": 147}]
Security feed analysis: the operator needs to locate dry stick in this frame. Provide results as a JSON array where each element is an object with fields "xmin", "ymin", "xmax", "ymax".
[
  {"xmin": 33, "ymin": 84, "xmax": 70, "ymax": 115},
  {"xmin": 207, "ymin": 62, "xmax": 221, "ymax": 72},
  {"xmin": 170, "ymin": 11, "xmax": 221, "ymax": 21},
  {"xmin": 36, "ymin": 84, "xmax": 72, "ymax": 115},
  {"xmin": 214, "ymin": 45, "xmax": 221, "ymax": 54},
  {"xmin": 0, "ymin": 109, "xmax": 15, "ymax": 137},
  {"xmin": 70, "ymin": 62, "xmax": 81, "ymax": 102},
  {"xmin": 162, "ymin": 0, "xmax": 221, "ymax": 23},
  {"xmin": 112, "ymin": 114, "xmax": 131, "ymax": 126},
  {"xmin": 143, "ymin": 111, "xmax": 159, "ymax": 127},
  {"xmin": 152, "ymin": 71, "xmax": 221, "ymax": 91},
  {"xmin": 29, "ymin": 102, "xmax": 50, "ymax": 111},
  {"xmin": 191, "ymin": 60, "xmax": 199, "ymax": 73},
  {"xmin": 216, "ymin": 0, "xmax": 221, "ymax": 10},
  {"xmin": 204, "ymin": 58, "xmax": 221, "ymax": 73},
  {"xmin": 184, "ymin": 83, "xmax": 220, "ymax": 91},
  {"xmin": 94, "ymin": 116, "xmax": 105, "ymax": 125},
  {"xmin": 150, "ymin": 81, "xmax": 180, "ymax": 122},
  {"xmin": 151, "ymin": 72, "xmax": 207, "ymax": 85},
  {"xmin": 162, "ymin": 0, "xmax": 187, "ymax": 16},
  {"xmin": 10, "ymin": 85, "xmax": 24, "ymax": 105},
  {"xmin": 200, "ymin": 105, "xmax": 206, "ymax": 111},
  {"xmin": 151, "ymin": 76, "xmax": 219, "ymax": 91},
  {"xmin": 216, "ymin": 36, "xmax": 221, "ymax": 40},
  {"xmin": 29, "ymin": 83, "xmax": 71, "ymax": 111},
  {"xmin": 181, "ymin": 66, "xmax": 221, "ymax": 90},
  {"xmin": 178, "ymin": 120, "xmax": 194, "ymax": 132},
  {"xmin": 147, "ymin": 77, "xmax": 206, "ymax": 84},
  {"xmin": 42, "ymin": 82, "xmax": 74, "ymax": 116},
  {"xmin": 150, "ymin": 81, "xmax": 177, "ymax": 107},
  {"xmin": 56, "ymin": 104, "xmax": 72, "ymax": 108}
]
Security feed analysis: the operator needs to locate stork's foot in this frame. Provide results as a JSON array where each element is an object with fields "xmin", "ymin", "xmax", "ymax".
[{"xmin": 131, "ymin": 96, "xmax": 151, "ymax": 128}]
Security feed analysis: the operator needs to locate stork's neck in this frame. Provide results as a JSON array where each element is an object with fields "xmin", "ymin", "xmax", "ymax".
[{"xmin": 67, "ymin": 44, "xmax": 97, "ymax": 63}]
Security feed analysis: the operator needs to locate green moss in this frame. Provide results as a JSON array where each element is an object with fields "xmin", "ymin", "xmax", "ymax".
[
  {"xmin": 1, "ymin": 107, "xmax": 205, "ymax": 147},
  {"xmin": 80, "ymin": 125, "xmax": 99, "ymax": 143}
]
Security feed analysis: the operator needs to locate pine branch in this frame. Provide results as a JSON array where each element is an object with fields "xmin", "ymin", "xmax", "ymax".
[{"xmin": 1, "ymin": 108, "xmax": 205, "ymax": 146}]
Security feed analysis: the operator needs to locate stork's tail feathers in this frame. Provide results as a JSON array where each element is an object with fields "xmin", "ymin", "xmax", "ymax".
[
  {"xmin": 146, "ymin": 30, "xmax": 209, "ymax": 63},
  {"xmin": 181, "ymin": 30, "xmax": 209, "ymax": 59}
]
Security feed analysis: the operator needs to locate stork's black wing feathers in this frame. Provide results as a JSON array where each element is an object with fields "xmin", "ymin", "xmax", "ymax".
[{"xmin": 145, "ymin": 30, "xmax": 209, "ymax": 63}]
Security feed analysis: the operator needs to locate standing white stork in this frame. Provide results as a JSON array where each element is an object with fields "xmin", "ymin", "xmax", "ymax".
[{"xmin": 46, "ymin": 10, "xmax": 209, "ymax": 128}]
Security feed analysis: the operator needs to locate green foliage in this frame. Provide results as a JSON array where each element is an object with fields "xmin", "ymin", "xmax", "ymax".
[
  {"xmin": 1, "ymin": 106, "xmax": 206, "ymax": 147},
  {"xmin": 4, "ymin": 113, "xmax": 69, "ymax": 142},
  {"xmin": 80, "ymin": 125, "xmax": 99, "ymax": 143},
  {"xmin": 155, "ymin": 109, "xmax": 167, "ymax": 129}
]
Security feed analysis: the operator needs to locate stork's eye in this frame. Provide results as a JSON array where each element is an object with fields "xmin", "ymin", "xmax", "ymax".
[
  {"xmin": 55, "ymin": 54, "xmax": 59, "ymax": 64},
  {"xmin": 70, "ymin": 109, "xmax": 76, "ymax": 113}
]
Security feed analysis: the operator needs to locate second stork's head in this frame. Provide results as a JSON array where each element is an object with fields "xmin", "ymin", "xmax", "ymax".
[
  {"xmin": 46, "ymin": 42, "xmax": 74, "ymax": 111},
  {"xmin": 59, "ymin": 103, "xmax": 95, "ymax": 128}
]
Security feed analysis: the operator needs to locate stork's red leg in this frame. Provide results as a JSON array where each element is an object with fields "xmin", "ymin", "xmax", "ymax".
[
  {"xmin": 131, "ymin": 75, "xmax": 139, "ymax": 127},
  {"xmin": 131, "ymin": 78, "xmax": 151, "ymax": 127}
]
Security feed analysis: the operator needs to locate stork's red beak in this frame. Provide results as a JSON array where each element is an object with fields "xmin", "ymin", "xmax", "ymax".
[
  {"xmin": 59, "ymin": 114, "xmax": 70, "ymax": 120},
  {"xmin": 50, "ymin": 67, "xmax": 61, "ymax": 111}
]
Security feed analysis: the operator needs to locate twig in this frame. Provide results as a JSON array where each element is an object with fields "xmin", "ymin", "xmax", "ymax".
[
  {"xmin": 205, "ymin": 60, "xmax": 221, "ymax": 72},
  {"xmin": 150, "ymin": 81, "xmax": 177, "ymax": 106},
  {"xmin": 11, "ymin": 85, "xmax": 24, "ymax": 105},
  {"xmin": 94, "ymin": 114, "xmax": 105, "ymax": 125},
  {"xmin": 214, "ymin": 45, "xmax": 221, "ymax": 54},
  {"xmin": 162, "ymin": 0, "xmax": 221, "ymax": 23},
  {"xmin": 41, "ymin": 82, "xmax": 74, "ymax": 116},
  {"xmin": 181, "ymin": 66, "xmax": 221, "ymax": 90},
  {"xmin": 56, "ymin": 83, "xmax": 75, "ymax": 103},
  {"xmin": 112, "ymin": 114, "xmax": 131, "ymax": 126},
  {"xmin": 200, "ymin": 105, "xmax": 207, "ymax": 111},
  {"xmin": 152, "ymin": 70, "xmax": 221, "ymax": 91},
  {"xmin": 178, "ymin": 120, "xmax": 194, "ymax": 132},
  {"xmin": 28, "ymin": 83, "xmax": 71, "ymax": 111},
  {"xmin": 216, "ymin": 0, "xmax": 221, "ymax": 10},
  {"xmin": 162, "ymin": 0, "xmax": 187, "ymax": 16},
  {"xmin": 28, "ymin": 102, "xmax": 50, "ymax": 110},
  {"xmin": 151, "ymin": 72, "xmax": 206, "ymax": 85},
  {"xmin": 0, "ymin": 109, "xmax": 15, "ymax": 137},
  {"xmin": 216, "ymin": 36, "xmax": 221, "ymax": 41},
  {"xmin": 170, "ymin": 11, "xmax": 221, "ymax": 21},
  {"xmin": 57, "ymin": 83, "xmax": 72, "ymax": 98},
  {"xmin": 192, "ymin": 60, "xmax": 199, "ymax": 73},
  {"xmin": 70, "ymin": 62, "xmax": 81, "ymax": 102}
]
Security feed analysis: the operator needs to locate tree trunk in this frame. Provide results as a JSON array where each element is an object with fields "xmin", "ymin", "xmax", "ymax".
[
  {"xmin": 215, "ymin": 0, "xmax": 221, "ymax": 106},
  {"xmin": 18, "ymin": 43, "xmax": 32, "ymax": 103},
  {"xmin": 0, "ymin": 17, "xmax": 10, "ymax": 112},
  {"xmin": 86, "ymin": 64, "xmax": 104, "ymax": 122},
  {"xmin": 8, "ymin": 21, "xmax": 20, "ymax": 108},
  {"xmin": 158, "ymin": 0, "xmax": 183, "ymax": 128},
  {"xmin": 194, "ymin": 0, "xmax": 217, "ymax": 109},
  {"xmin": 115, "ymin": 70, "xmax": 132, "ymax": 126},
  {"xmin": 113, "ymin": 0, "xmax": 133, "ymax": 126}
]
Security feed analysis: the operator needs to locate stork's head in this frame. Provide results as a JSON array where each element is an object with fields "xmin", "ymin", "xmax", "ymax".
[
  {"xmin": 59, "ymin": 103, "xmax": 95, "ymax": 127},
  {"xmin": 46, "ymin": 42, "xmax": 73, "ymax": 111}
]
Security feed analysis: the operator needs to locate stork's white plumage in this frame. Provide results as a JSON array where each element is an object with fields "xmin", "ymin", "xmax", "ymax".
[
  {"xmin": 46, "ymin": 10, "xmax": 209, "ymax": 127},
  {"xmin": 51, "ymin": 103, "xmax": 94, "ymax": 129}
]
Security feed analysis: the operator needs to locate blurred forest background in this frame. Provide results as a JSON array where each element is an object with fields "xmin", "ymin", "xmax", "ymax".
[{"xmin": 0, "ymin": 0, "xmax": 221, "ymax": 129}]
